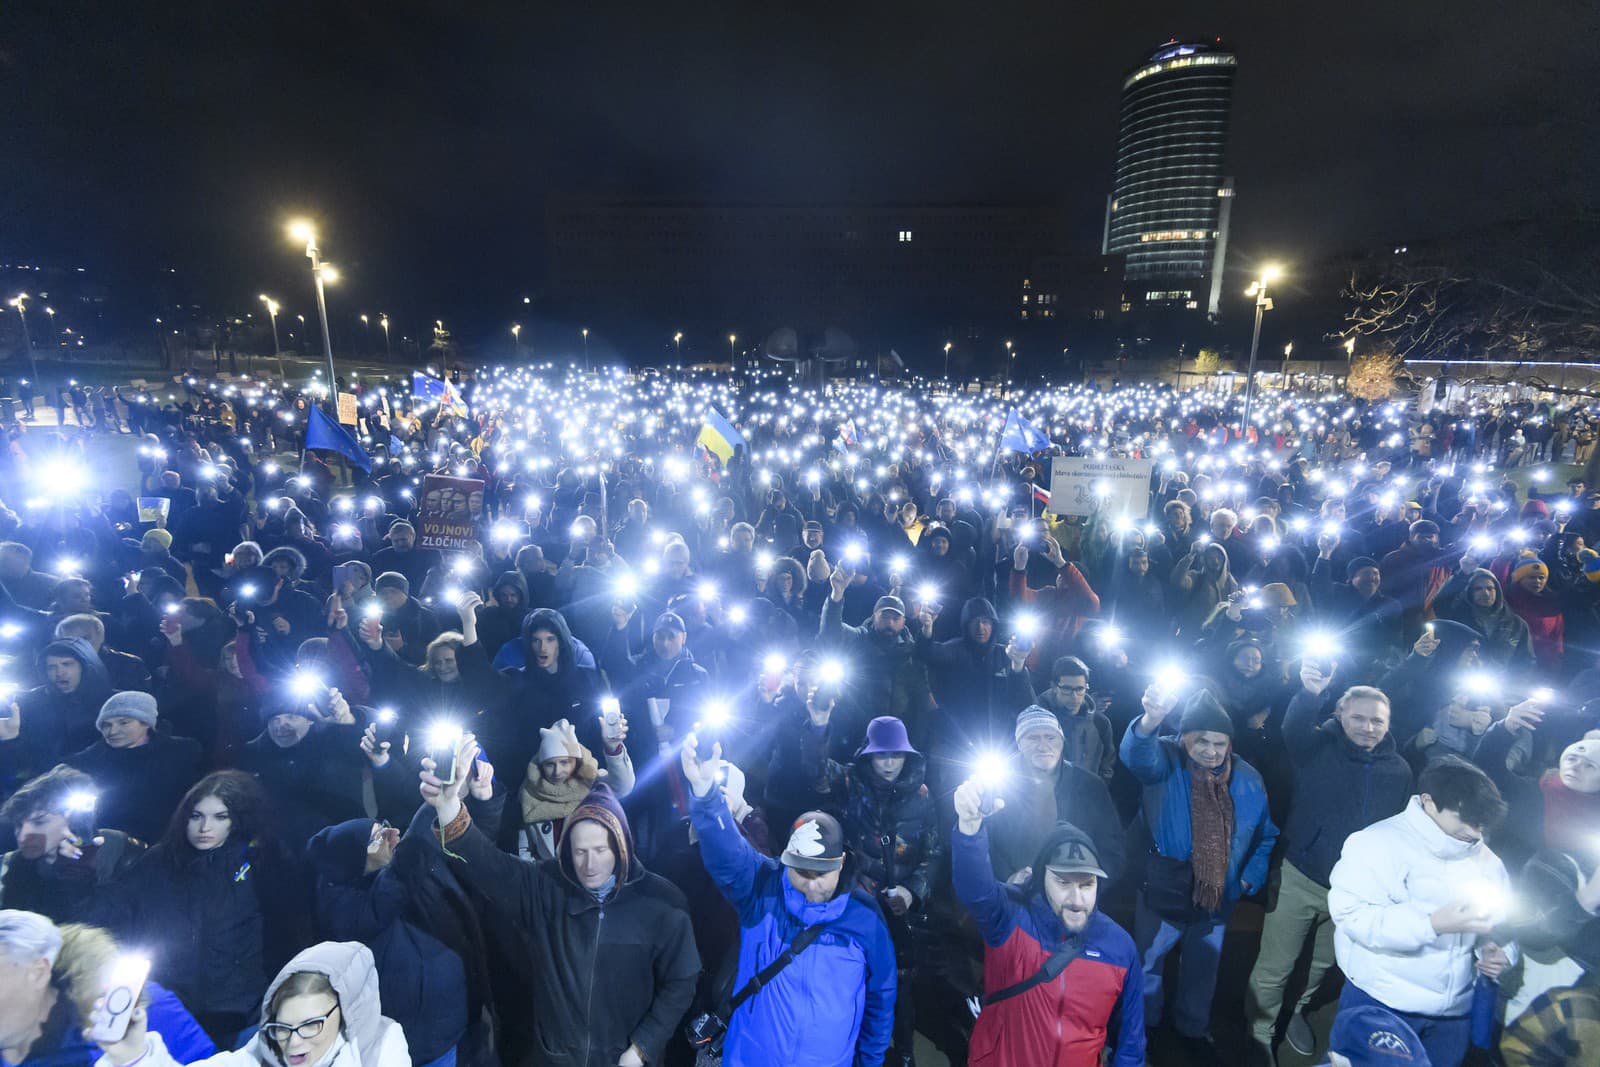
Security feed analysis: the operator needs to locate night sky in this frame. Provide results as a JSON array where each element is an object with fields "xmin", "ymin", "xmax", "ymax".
[{"xmin": 3, "ymin": 2, "xmax": 1595, "ymax": 339}]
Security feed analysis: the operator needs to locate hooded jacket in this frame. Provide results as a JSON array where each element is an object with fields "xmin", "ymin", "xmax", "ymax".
[
  {"xmin": 921, "ymin": 598, "xmax": 1036, "ymax": 749},
  {"xmin": 501, "ymin": 609, "xmax": 608, "ymax": 798},
  {"xmin": 1436, "ymin": 567, "xmax": 1535, "ymax": 670},
  {"xmin": 1377, "ymin": 618, "xmax": 1485, "ymax": 745},
  {"xmin": 1278, "ymin": 688, "xmax": 1414, "ymax": 886},
  {"xmin": 17, "ymin": 637, "xmax": 116, "ymax": 757},
  {"xmin": 952, "ymin": 822, "xmax": 1143, "ymax": 1067},
  {"xmin": 309, "ymin": 818, "xmax": 477, "ymax": 1065},
  {"xmin": 689, "ymin": 788, "xmax": 897, "ymax": 1067},
  {"xmin": 1172, "ymin": 543, "xmax": 1239, "ymax": 636},
  {"xmin": 1120, "ymin": 712, "xmax": 1279, "ymax": 908},
  {"xmin": 437, "ymin": 783, "xmax": 699, "ymax": 1067},
  {"xmin": 99, "ymin": 942, "xmax": 411, "ymax": 1067},
  {"xmin": 1328, "ymin": 797, "xmax": 1515, "ymax": 1016},
  {"xmin": 474, "ymin": 570, "xmax": 529, "ymax": 660}
]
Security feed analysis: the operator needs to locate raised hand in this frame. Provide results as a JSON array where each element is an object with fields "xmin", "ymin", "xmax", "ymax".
[{"xmin": 680, "ymin": 732, "xmax": 722, "ymax": 798}]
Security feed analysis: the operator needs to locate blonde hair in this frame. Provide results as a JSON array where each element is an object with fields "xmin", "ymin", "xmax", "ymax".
[{"xmin": 54, "ymin": 924, "xmax": 149, "ymax": 1022}]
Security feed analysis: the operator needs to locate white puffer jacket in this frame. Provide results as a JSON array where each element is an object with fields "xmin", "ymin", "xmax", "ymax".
[{"xmin": 1328, "ymin": 796, "xmax": 1515, "ymax": 1016}]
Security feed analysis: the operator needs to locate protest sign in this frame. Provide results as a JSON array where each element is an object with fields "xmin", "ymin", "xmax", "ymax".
[
  {"xmin": 1047, "ymin": 456, "xmax": 1155, "ymax": 518},
  {"xmin": 417, "ymin": 474, "xmax": 484, "ymax": 549}
]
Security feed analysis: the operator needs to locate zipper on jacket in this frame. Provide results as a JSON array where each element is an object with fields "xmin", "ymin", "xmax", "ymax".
[{"xmin": 583, "ymin": 907, "xmax": 605, "ymax": 1064}]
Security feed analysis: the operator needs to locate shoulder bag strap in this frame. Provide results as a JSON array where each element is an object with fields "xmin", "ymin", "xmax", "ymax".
[
  {"xmin": 725, "ymin": 922, "xmax": 829, "ymax": 1013},
  {"xmin": 981, "ymin": 938, "xmax": 1085, "ymax": 1007}
]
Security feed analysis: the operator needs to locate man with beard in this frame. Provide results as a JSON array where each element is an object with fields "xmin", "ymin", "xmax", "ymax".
[
  {"xmin": 952, "ymin": 779, "xmax": 1143, "ymax": 1067},
  {"xmin": 0, "ymin": 766, "xmax": 141, "ymax": 923}
]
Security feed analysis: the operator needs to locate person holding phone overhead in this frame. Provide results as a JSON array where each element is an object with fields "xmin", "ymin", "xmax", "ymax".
[
  {"xmin": 89, "ymin": 941, "xmax": 410, "ymax": 1067},
  {"xmin": 417, "ymin": 732, "xmax": 698, "ymax": 1067}
]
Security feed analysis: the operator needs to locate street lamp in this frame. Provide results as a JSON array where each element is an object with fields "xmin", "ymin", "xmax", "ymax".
[
  {"xmin": 511, "ymin": 323, "xmax": 522, "ymax": 355},
  {"xmin": 1240, "ymin": 263, "xmax": 1283, "ymax": 434},
  {"xmin": 379, "ymin": 314, "xmax": 391, "ymax": 359},
  {"xmin": 360, "ymin": 314, "xmax": 371, "ymax": 355},
  {"xmin": 1005, "ymin": 340, "xmax": 1015, "ymax": 395},
  {"xmin": 943, "ymin": 341, "xmax": 952, "ymax": 380},
  {"xmin": 728, "ymin": 334, "xmax": 736, "ymax": 363},
  {"xmin": 7, "ymin": 293, "xmax": 39, "ymax": 392},
  {"xmin": 259, "ymin": 295, "xmax": 285, "ymax": 378},
  {"xmin": 581, "ymin": 327, "xmax": 589, "ymax": 372},
  {"xmin": 674, "ymin": 332, "xmax": 683, "ymax": 359},
  {"xmin": 43, "ymin": 306, "xmax": 57, "ymax": 347},
  {"xmin": 287, "ymin": 219, "xmax": 340, "ymax": 410}
]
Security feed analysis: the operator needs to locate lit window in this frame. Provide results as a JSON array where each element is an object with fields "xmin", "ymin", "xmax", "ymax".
[{"xmin": 898, "ymin": 230, "xmax": 913, "ymax": 242}]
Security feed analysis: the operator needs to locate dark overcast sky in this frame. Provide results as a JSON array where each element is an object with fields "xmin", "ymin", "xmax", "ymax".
[{"xmin": 2, "ymin": 1, "xmax": 1596, "ymax": 336}]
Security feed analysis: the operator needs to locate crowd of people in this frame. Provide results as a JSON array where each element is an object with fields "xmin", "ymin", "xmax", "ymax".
[{"xmin": 0, "ymin": 364, "xmax": 1598, "ymax": 1067}]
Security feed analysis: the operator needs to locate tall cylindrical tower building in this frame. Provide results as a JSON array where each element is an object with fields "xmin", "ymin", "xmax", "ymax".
[{"xmin": 1103, "ymin": 39, "xmax": 1237, "ymax": 318}]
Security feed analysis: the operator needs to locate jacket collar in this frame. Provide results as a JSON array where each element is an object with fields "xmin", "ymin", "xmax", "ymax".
[{"xmin": 1400, "ymin": 795, "xmax": 1480, "ymax": 861}]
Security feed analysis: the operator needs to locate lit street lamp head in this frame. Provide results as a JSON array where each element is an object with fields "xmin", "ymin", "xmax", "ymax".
[
  {"xmin": 1261, "ymin": 263, "xmax": 1284, "ymax": 285},
  {"xmin": 288, "ymin": 220, "xmax": 316, "ymax": 244},
  {"xmin": 319, "ymin": 264, "xmax": 340, "ymax": 283}
]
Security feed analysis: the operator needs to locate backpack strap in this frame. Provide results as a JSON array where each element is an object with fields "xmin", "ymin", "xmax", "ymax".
[{"xmin": 982, "ymin": 937, "xmax": 1085, "ymax": 1007}]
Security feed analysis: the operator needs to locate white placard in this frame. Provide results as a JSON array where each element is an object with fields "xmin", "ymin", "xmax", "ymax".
[{"xmin": 1048, "ymin": 456, "xmax": 1155, "ymax": 518}]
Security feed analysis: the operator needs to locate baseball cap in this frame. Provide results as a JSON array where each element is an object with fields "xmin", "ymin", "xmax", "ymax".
[
  {"xmin": 652, "ymin": 611, "xmax": 687, "ymax": 634},
  {"xmin": 1327, "ymin": 1005, "xmax": 1430, "ymax": 1066},
  {"xmin": 780, "ymin": 811, "xmax": 845, "ymax": 873},
  {"xmin": 873, "ymin": 595, "xmax": 906, "ymax": 617},
  {"xmin": 1042, "ymin": 823, "xmax": 1108, "ymax": 880},
  {"xmin": 804, "ymin": 520, "xmax": 823, "ymax": 532}
]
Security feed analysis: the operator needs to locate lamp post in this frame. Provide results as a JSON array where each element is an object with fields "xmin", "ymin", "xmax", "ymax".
[
  {"xmin": 43, "ymin": 306, "xmax": 57, "ymax": 348},
  {"xmin": 380, "ymin": 314, "xmax": 391, "ymax": 359},
  {"xmin": 581, "ymin": 327, "xmax": 589, "ymax": 372},
  {"xmin": 943, "ymin": 341, "xmax": 952, "ymax": 381},
  {"xmin": 511, "ymin": 323, "xmax": 522, "ymax": 355},
  {"xmin": 259, "ymin": 295, "xmax": 285, "ymax": 379},
  {"xmin": 360, "ymin": 314, "xmax": 371, "ymax": 355},
  {"xmin": 1005, "ymin": 339, "xmax": 1015, "ymax": 396},
  {"xmin": 288, "ymin": 220, "xmax": 340, "ymax": 411},
  {"xmin": 728, "ymin": 333, "xmax": 736, "ymax": 363},
  {"xmin": 1240, "ymin": 263, "xmax": 1283, "ymax": 435},
  {"xmin": 7, "ymin": 293, "xmax": 40, "ymax": 393},
  {"xmin": 1280, "ymin": 340, "xmax": 1293, "ymax": 387},
  {"xmin": 674, "ymin": 331, "xmax": 683, "ymax": 360}
]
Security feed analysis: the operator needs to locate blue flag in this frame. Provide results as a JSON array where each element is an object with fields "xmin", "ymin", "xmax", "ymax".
[
  {"xmin": 1000, "ymin": 407, "xmax": 1050, "ymax": 453},
  {"xmin": 411, "ymin": 371, "xmax": 467, "ymax": 416},
  {"xmin": 306, "ymin": 404, "xmax": 372, "ymax": 472}
]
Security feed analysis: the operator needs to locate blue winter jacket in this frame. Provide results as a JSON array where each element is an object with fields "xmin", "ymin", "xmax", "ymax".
[
  {"xmin": 1119, "ymin": 721, "xmax": 1279, "ymax": 906},
  {"xmin": 689, "ymin": 789, "xmax": 896, "ymax": 1067}
]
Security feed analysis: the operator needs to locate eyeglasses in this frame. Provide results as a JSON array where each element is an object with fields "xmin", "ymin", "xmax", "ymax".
[{"xmin": 262, "ymin": 1005, "xmax": 339, "ymax": 1043}]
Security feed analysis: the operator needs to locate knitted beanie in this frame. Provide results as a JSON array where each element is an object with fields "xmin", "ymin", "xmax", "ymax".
[{"xmin": 1015, "ymin": 704, "xmax": 1064, "ymax": 743}]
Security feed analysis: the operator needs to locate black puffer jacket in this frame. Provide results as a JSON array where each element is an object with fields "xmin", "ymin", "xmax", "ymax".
[
  {"xmin": 101, "ymin": 835, "xmax": 313, "ymax": 1019},
  {"xmin": 817, "ymin": 595, "xmax": 933, "ymax": 744},
  {"xmin": 439, "ymin": 783, "xmax": 699, "ymax": 1067},
  {"xmin": 838, "ymin": 749, "xmax": 942, "ymax": 908}
]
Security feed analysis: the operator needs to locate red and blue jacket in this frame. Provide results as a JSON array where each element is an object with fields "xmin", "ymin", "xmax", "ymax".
[{"xmin": 953, "ymin": 824, "xmax": 1144, "ymax": 1067}]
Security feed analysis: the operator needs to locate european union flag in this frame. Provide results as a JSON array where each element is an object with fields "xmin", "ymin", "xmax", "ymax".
[
  {"xmin": 411, "ymin": 371, "xmax": 467, "ymax": 416},
  {"xmin": 1000, "ymin": 408, "xmax": 1050, "ymax": 453},
  {"xmin": 696, "ymin": 407, "xmax": 746, "ymax": 465},
  {"xmin": 306, "ymin": 404, "xmax": 372, "ymax": 472}
]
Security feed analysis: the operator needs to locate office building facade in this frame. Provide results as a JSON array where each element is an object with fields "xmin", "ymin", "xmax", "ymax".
[{"xmin": 1103, "ymin": 39, "xmax": 1238, "ymax": 318}]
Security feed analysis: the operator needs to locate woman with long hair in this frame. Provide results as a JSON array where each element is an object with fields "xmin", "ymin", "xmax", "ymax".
[{"xmin": 100, "ymin": 772, "xmax": 313, "ymax": 1047}]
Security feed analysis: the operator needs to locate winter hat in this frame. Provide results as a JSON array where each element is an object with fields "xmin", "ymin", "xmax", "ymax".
[
  {"xmin": 859, "ymin": 716, "xmax": 917, "ymax": 756},
  {"xmin": 96, "ymin": 690, "xmax": 158, "ymax": 730},
  {"xmin": 1346, "ymin": 556, "xmax": 1380, "ymax": 582},
  {"xmin": 1520, "ymin": 499, "xmax": 1550, "ymax": 520},
  {"xmin": 780, "ymin": 810, "xmax": 845, "ymax": 873},
  {"xmin": 141, "ymin": 528, "xmax": 173, "ymax": 552},
  {"xmin": 373, "ymin": 571, "xmax": 409, "ymax": 595},
  {"xmin": 1178, "ymin": 689, "xmax": 1234, "ymax": 738},
  {"xmin": 1327, "ymin": 1005, "xmax": 1431, "ymax": 1067},
  {"xmin": 538, "ymin": 719, "xmax": 580, "ymax": 764},
  {"xmin": 1015, "ymin": 704, "xmax": 1065, "ymax": 743},
  {"xmin": 652, "ymin": 610, "xmax": 686, "ymax": 634},
  {"xmin": 1511, "ymin": 551, "xmax": 1548, "ymax": 582},
  {"xmin": 1579, "ymin": 548, "xmax": 1600, "ymax": 584},
  {"xmin": 564, "ymin": 782, "xmax": 634, "ymax": 888}
]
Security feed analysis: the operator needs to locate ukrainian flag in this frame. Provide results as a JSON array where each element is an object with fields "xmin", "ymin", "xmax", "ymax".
[{"xmin": 697, "ymin": 407, "xmax": 746, "ymax": 465}]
